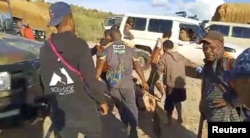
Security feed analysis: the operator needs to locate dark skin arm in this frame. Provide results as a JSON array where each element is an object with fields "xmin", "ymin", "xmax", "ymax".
[
  {"xmin": 96, "ymin": 58, "xmax": 106, "ymax": 80},
  {"xmin": 183, "ymin": 57, "xmax": 202, "ymax": 78},
  {"xmin": 133, "ymin": 61, "xmax": 149, "ymax": 91}
]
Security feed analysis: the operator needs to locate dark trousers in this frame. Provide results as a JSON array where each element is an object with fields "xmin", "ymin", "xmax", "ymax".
[
  {"xmin": 52, "ymin": 105, "xmax": 103, "ymax": 138},
  {"xmin": 110, "ymin": 87, "xmax": 138, "ymax": 138},
  {"xmin": 147, "ymin": 63, "xmax": 160, "ymax": 95},
  {"xmin": 164, "ymin": 88, "xmax": 186, "ymax": 112}
]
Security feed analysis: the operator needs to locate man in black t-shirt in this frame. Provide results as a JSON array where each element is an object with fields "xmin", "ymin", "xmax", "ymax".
[{"xmin": 39, "ymin": 2, "xmax": 108, "ymax": 138}]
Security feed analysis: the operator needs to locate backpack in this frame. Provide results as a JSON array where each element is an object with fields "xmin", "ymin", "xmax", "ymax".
[{"xmin": 105, "ymin": 43, "xmax": 126, "ymax": 88}]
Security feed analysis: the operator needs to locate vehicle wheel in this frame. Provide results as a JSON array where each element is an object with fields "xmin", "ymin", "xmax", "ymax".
[{"xmin": 134, "ymin": 49, "xmax": 151, "ymax": 70}]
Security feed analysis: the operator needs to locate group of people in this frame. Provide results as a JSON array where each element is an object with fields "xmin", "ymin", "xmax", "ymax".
[{"xmin": 38, "ymin": 1, "xmax": 250, "ymax": 138}]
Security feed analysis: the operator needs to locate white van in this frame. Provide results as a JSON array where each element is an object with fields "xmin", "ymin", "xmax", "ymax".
[
  {"xmin": 205, "ymin": 21, "xmax": 250, "ymax": 49},
  {"xmin": 118, "ymin": 13, "xmax": 244, "ymax": 68}
]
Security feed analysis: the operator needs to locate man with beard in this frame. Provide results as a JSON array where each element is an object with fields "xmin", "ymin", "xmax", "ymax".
[{"xmin": 198, "ymin": 31, "xmax": 242, "ymax": 122}]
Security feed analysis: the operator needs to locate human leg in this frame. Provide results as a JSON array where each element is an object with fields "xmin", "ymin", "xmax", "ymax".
[
  {"xmin": 164, "ymin": 89, "xmax": 175, "ymax": 125},
  {"xmin": 172, "ymin": 88, "xmax": 186, "ymax": 124},
  {"xmin": 121, "ymin": 87, "xmax": 138, "ymax": 138}
]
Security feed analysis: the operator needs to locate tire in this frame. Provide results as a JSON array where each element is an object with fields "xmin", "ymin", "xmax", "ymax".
[{"xmin": 134, "ymin": 48, "xmax": 151, "ymax": 70}]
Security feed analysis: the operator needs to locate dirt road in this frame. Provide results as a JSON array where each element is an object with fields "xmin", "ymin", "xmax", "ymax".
[{"xmin": 0, "ymin": 42, "xmax": 208, "ymax": 138}]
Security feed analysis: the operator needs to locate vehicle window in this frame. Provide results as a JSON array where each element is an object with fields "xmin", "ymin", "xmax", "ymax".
[
  {"xmin": 105, "ymin": 19, "xmax": 115, "ymax": 26},
  {"xmin": 148, "ymin": 19, "xmax": 173, "ymax": 33},
  {"xmin": 179, "ymin": 24, "xmax": 204, "ymax": 42},
  {"xmin": 208, "ymin": 24, "xmax": 230, "ymax": 36},
  {"xmin": 128, "ymin": 17, "xmax": 147, "ymax": 31},
  {"xmin": 232, "ymin": 26, "xmax": 250, "ymax": 38}
]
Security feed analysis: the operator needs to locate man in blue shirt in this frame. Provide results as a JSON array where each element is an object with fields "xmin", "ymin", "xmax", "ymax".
[{"xmin": 223, "ymin": 48, "xmax": 250, "ymax": 121}]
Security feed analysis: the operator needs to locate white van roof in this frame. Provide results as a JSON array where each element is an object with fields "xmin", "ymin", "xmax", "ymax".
[
  {"xmin": 124, "ymin": 13, "xmax": 200, "ymax": 25},
  {"xmin": 207, "ymin": 21, "xmax": 250, "ymax": 27}
]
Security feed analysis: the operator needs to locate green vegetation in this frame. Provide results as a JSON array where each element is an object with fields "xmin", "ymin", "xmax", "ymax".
[{"xmin": 71, "ymin": 6, "xmax": 114, "ymax": 41}]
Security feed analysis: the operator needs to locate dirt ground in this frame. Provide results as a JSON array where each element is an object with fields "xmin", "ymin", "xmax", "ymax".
[{"xmin": 0, "ymin": 42, "xmax": 208, "ymax": 138}]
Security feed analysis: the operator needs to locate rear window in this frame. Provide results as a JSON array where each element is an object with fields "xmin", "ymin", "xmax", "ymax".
[
  {"xmin": 209, "ymin": 25, "xmax": 230, "ymax": 36},
  {"xmin": 232, "ymin": 26, "xmax": 250, "ymax": 38},
  {"xmin": 148, "ymin": 19, "xmax": 173, "ymax": 33}
]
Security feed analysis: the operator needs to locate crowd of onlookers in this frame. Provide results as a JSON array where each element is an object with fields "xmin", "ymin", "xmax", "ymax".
[{"xmin": 36, "ymin": 1, "xmax": 250, "ymax": 138}]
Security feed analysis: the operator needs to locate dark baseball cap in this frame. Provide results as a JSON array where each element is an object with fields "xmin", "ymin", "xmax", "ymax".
[
  {"xmin": 199, "ymin": 31, "xmax": 224, "ymax": 44},
  {"xmin": 223, "ymin": 48, "xmax": 250, "ymax": 81},
  {"xmin": 48, "ymin": 2, "xmax": 71, "ymax": 27}
]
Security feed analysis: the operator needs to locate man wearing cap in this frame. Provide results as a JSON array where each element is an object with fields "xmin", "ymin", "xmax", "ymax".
[
  {"xmin": 198, "ymin": 30, "xmax": 242, "ymax": 122},
  {"xmin": 39, "ymin": 2, "xmax": 108, "ymax": 137},
  {"xmin": 223, "ymin": 48, "xmax": 250, "ymax": 122}
]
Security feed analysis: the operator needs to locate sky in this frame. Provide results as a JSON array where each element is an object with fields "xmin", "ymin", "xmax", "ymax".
[{"xmin": 46, "ymin": 0, "xmax": 250, "ymax": 20}]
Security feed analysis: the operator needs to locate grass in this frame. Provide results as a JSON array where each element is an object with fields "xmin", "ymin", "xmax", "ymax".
[
  {"xmin": 71, "ymin": 6, "xmax": 114, "ymax": 41},
  {"xmin": 46, "ymin": 5, "xmax": 115, "ymax": 41}
]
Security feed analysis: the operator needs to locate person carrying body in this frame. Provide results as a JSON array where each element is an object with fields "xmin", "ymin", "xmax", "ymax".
[
  {"xmin": 39, "ymin": 2, "xmax": 108, "ymax": 137},
  {"xmin": 91, "ymin": 29, "xmax": 113, "ymax": 82},
  {"xmin": 223, "ymin": 48, "xmax": 250, "ymax": 122},
  {"xmin": 157, "ymin": 40, "xmax": 199, "ymax": 125},
  {"xmin": 96, "ymin": 29, "xmax": 149, "ymax": 138},
  {"xmin": 148, "ymin": 30, "xmax": 172, "ymax": 99}
]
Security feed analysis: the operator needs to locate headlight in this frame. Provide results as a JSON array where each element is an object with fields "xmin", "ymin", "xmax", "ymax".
[{"xmin": 0, "ymin": 72, "xmax": 11, "ymax": 91}]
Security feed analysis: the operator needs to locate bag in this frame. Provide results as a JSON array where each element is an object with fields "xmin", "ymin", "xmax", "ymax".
[
  {"xmin": 48, "ymin": 38, "xmax": 96, "ymax": 101},
  {"xmin": 105, "ymin": 50, "xmax": 125, "ymax": 88}
]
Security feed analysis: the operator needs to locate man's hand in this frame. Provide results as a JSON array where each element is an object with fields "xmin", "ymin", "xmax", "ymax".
[
  {"xmin": 99, "ymin": 102, "xmax": 109, "ymax": 115},
  {"xmin": 142, "ymin": 81, "xmax": 150, "ymax": 91},
  {"xmin": 213, "ymin": 98, "xmax": 229, "ymax": 108}
]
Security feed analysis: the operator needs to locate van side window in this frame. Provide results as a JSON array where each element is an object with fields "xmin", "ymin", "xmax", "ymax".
[
  {"xmin": 232, "ymin": 27, "xmax": 250, "ymax": 38},
  {"xmin": 209, "ymin": 25, "xmax": 230, "ymax": 36},
  {"xmin": 178, "ymin": 24, "xmax": 203, "ymax": 42},
  {"xmin": 128, "ymin": 17, "xmax": 146, "ymax": 31},
  {"xmin": 148, "ymin": 19, "xmax": 173, "ymax": 33}
]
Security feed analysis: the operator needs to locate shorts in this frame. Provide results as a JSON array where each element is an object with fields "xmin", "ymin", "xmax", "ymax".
[{"xmin": 164, "ymin": 88, "xmax": 186, "ymax": 112}]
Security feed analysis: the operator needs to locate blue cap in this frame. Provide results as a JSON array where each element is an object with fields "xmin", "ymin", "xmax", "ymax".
[
  {"xmin": 223, "ymin": 48, "xmax": 250, "ymax": 81},
  {"xmin": 48, "ymin": 2, "xmax": 71, "ymax": 26}
]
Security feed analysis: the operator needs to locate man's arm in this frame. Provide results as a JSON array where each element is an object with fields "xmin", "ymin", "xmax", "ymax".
[
  {"xmin": 96, "ymin": 58, "xmax": 106, "ymax": 80},
  {"xmin": 183, "ymin": 56, "xmax": 203, "ymax": 78},
  {"xmin": 132, "ymin": 49, "xmax": 149, "ymax": 90},
  {"xmin": 151, "ymin": 38, "xmax": 162, "ymax": 64},
  {"xmin": 91, "ymin": 45, "xmax": 98, "ymax": 56},
  {"xmin": 78, "ymin": 39, "xmax": 106, "ymax": 104},
  {"xmin": 133, "ymin": 61, "xmax": 146, "ymax": 83}
]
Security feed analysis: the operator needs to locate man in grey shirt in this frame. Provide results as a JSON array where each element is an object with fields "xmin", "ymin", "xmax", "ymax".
[{"xmin": 96, "ymin": 29, "xmax": 149, "ymax": 138}]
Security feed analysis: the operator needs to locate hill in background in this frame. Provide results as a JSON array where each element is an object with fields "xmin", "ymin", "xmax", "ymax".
[{"xmin": 0, "ymin": 0, "xmax": 114, "ymax": 41}]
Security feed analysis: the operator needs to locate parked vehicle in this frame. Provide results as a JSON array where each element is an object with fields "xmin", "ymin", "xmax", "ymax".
[
  {"xmin": 118, "ymin": 13, "xmax": 244, "ymax": 69},
  {"xmin": 205, "ymin": 21, "xmax": 250, "ymax": 49},
  {"xmin": 0, "ymin": 32, "xmax": 45, "ymax": 128}
]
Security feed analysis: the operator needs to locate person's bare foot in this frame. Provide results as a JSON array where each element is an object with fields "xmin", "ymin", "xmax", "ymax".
[
  {"xmin": 166, "ymin": 118, "xmax": 173, "ymax": 126},
  {"xmin": 177, "ymin": 117, "xmax": 183, "ymax": 124}
]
